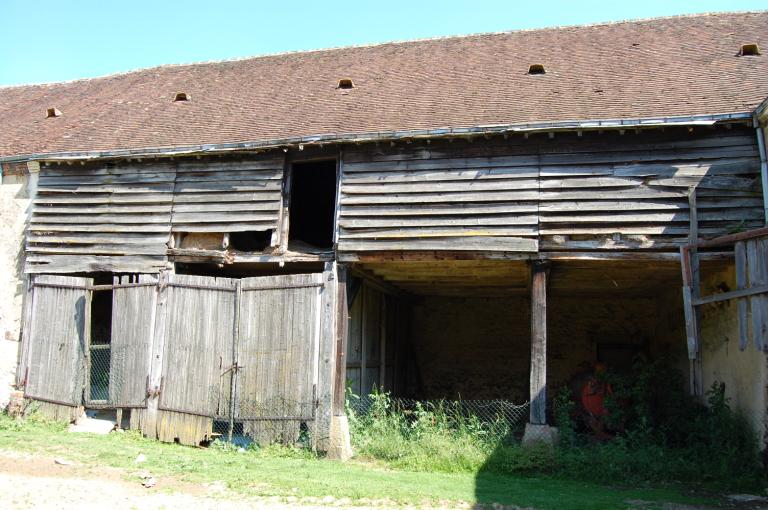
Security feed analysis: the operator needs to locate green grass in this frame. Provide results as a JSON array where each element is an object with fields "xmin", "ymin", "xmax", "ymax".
[{"xmin": 0, "ymin": 414, "xmax": 709, "ymax": 510}]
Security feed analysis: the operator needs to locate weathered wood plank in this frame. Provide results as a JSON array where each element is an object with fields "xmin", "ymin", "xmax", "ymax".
[
  {"xmin": 342, "ymin": 178, "xmax": 539, "ymax": 194},
  {"xmin": 342, "ymin": 167, "xmax": 539, "ymax": 183},
  {"xmin": 24, "ymin": 275, "xmax": 91, "ymax": 407},
  {"xmin": 340, "ymin": 215, "xmax": 539, "ymax": 229},
  {"xmin": 338, "ymin": 236, "xmax": 538, "ymax": 252},
  {"xmin": 747, "ymin": 239, "xmax": 768, "ymax": 351},
  {"xmin": 25, "ymin": 255, "xmax": 168, "ymax": 274},
  {"xmin": 340, "ymin": 203, "xmax": 538, "ymax": 216},
  {"xmin": 735, "ymin": 241, "xmax": 749, "ymax": 351},
  {"xmin": 529, "ymin": 262, "xmax": 548, "ymax": 425},
  {"xmin": 341, "ymin": 227, "xmax": 538, "ymax": 239},
  {"xmin": 110, "ymin": 274, "xmax": 157, "ymax": 407}
]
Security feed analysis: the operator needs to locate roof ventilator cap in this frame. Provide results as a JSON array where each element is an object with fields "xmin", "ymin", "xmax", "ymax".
[
  {"xmin": 337, "ymin": 78, "xmax": 355, "ymax": 89},
  {"xmin": 527, "ymin": 64, "xmax": 546, "ymax": 75},
  {"xmin": 46, "ymin": 107, "xmax": 62, "ymax": 118},
  {"xmin": 173, "ymin": 92, "xmax": 191, "ymax": 102},
  {"xmin": 739, "ymin": 43, "xmax": 761, "ymax": 56}
]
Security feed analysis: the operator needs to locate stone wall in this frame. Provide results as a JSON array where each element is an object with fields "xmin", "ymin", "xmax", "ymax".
[
  {"xmin": 0, "ymin": 162, "xmax": 36, "ymax": 409},
  {"xmin": 700, "ymin": 265, "xmax": 768, "ymax": 443},
  {"xmin": 408, "ymin": 289, "xmax": 686, "ymax": 403}
]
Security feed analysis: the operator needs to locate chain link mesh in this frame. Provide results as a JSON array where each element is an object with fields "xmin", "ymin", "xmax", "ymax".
[
  {"xmin": 348, "ymin": 394, "xmax": 530, "ymax": 430},
  {"xmin": 85, "ymin": 345, "xmax": 135, "ymax": 408}
]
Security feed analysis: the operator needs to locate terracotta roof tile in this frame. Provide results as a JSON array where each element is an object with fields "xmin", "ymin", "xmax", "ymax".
[{"xmin": 1, "ymin": 11, "xmax": 767, "ymax": 158}]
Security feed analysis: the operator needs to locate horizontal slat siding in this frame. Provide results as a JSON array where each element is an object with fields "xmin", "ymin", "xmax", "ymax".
[
  {"xmin": 338, "ymin": 127, "xmax": 763, "ymax": 253},
  {"xmin": 27, "ymin": 162, "xmax": 174, "ymax": 273},
  {"xmin": 26, "ymin": 154, "xmax": 285, "ymax": 273},
  {"xmin": 340, "ymin": 152, "xmax": 540, "ymax": 252},
  {"xmin": 171, "ymin": 157, "xmax": 284, "ymax": 233}
]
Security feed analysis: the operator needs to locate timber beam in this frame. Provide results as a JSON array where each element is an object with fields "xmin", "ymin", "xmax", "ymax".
[{"xmin": 529, "ymin": 260, "xmax": 550, "ymax": 425}]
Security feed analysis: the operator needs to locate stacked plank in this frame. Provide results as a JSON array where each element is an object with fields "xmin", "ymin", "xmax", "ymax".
[
  {"xmin": 171, "ymin": 157, "xmax": 284, "ymax": 233},
  {"xmin": 338, "ymin": 126, "xmax": 763, "ymax": 254},
  {"xmin": 26, "ymin": 154, "xmax": 285, "ymax": 273},
  {"xmin": 340, "ymin": 144, "xmax": 540, "ymax": 253},
  {"xmin": 27, "ymin": 162, "xmax": 175, "ymax": 273}
]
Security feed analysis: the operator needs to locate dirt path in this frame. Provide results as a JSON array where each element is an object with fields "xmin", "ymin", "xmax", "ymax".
[
  {"xmin": 1, "ymin": 450, "xmax": 765, "ymax": 510},
  {"xmin": 0, "ymin": 450, "xmax": 379, "ymax": 509},
  {"xmin": 0, "ymin": 450, "xmax": 476, "ymax": 510}
]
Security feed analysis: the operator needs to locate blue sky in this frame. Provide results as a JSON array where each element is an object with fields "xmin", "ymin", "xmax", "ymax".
[{"xmin": 0, "ymin": 0, "xmax": 764, "ymax": 86}]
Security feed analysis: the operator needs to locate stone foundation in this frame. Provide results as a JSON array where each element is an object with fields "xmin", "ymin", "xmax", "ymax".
[
  {"xmin": 521, "ymin": 423, "xmax": 559, "ymax": 447},
  {"xmin": 326, "ymin": 414, "xmax": 353, "ymax": 461}
]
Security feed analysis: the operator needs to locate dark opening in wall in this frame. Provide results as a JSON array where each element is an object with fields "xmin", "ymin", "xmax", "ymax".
[
  {"xmin": 89, "ymin": 286, "xmax": 113, "ymax": 402},
  {"xmin": 288, "ymin": 160, "xmax": 337, "ymax": 251},
  {"xmin": 229, "ymin": 230, "xmax": 272, "ymax": 252}
]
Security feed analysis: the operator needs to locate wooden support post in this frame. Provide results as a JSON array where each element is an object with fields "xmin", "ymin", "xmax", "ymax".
[
  {"xmin": 277, "ymin": 156, "xmax": 292, "ymax": 254},
  {"xmin": 687, "ymin": 190, "xmax": 704, "ymax": 397},
  {"xmin": 16, "ymin": 275, "xmax": 35, "ymax": 389},
  {"xmin": 332, "ymin": 266, "xmax": 349, "ymax": 416},
  {"xmin": 315, "ymin": 262, "xmax": 339, "ymax": 451},
  {"xmin": 144, "ymin": 270, "xmax": 169, "ymax": 438},
  {"xmin": 529, "ymin": 261, "xmax": 549, "ymax": 425}
]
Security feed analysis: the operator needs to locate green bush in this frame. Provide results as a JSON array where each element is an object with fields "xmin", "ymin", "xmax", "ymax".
[{"xmin": 348, "ymin": 371, "xmax": 765, "ymax": 491}]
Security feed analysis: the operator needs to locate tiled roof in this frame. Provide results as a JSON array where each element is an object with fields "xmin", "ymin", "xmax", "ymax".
[{"xmin": 1, "ymin": 12, "xmax": 767, "ymax": 159}]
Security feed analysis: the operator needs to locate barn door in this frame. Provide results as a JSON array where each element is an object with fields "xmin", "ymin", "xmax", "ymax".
[
  {"xmin": 159, "ymin": 274, "xmax": 237, "ymax": 417},
  {"xmin": 107, "ymin": 275, "xmax": 157, "ymax": 407},
  {"xmin": 235, "ymin": 273, "xmax": 324, "ymax": 443},
  {"xmin": 24, "ymin": 275, "xmax": 91, "ymax": 406}
]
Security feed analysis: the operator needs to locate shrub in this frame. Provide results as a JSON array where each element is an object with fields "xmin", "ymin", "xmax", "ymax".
[{"xmin": 347, "ymin": 374, "xmax": 765, "ymax": 491}]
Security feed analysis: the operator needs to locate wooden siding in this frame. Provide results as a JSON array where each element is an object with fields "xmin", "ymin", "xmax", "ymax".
[
  {"xmin": 171, "ymin": 157, "xmax": 284, "ymax": 233},
  {"xmin": 26, "ymin": 154, "xmax": 284, "ymax": 273},
  {"xmin": 109, "ymin": 274, "xmax": 157, "ymax": 407},
  {"xmin": 27, "ymin": 162, "xmax": 174, "ymax": 273},
  {"xmin": 237, "ymin": 273, "xmax": 323, "ymax": 444},
  {"xmin": 347, "ymin": 284, "xmax": 392, "ymax": 396},
  {"xmin": 159, "ymin": 274, "xmax": 237, "ymax": 418},
  {"xmin": 24, "ymin": 275, "xmax": 90, "ymax": 406},
  {"xmin": 338, "ymin": 127, "xmax": 763, "ymax": 254}
]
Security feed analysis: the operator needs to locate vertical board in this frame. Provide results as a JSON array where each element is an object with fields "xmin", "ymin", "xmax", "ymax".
[
  {"xmin": 362, "ymin": 286, "xmax": 382, "ymax": 396},
  {"xmin": 747, "ymin": 239, "xmax": 768, "ymax": 351},
  {"xmin": 735, "ymin": 241, "xmax": 749, "ymax": 350},
  {"xmin": 159, "ymin": 274, "xmax": 237, "ymax": 417},
  {"xmin": 109, "ymin": 275, "xmax": 158, "ymax": 407},
  {"xmin": 236, "ymin": 273, "xmax": 323, "ymax": 444},
  {"xmin": 25, "ymin": 275, "xmax": 91, "ymax": 406},
  {"xmin": 346, "ymin": 288, "xmax": 363, "ymax": 397}
]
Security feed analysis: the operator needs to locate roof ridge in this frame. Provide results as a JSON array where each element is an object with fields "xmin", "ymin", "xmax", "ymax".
[{"xmin": 1, "ymin": 9, "xmax": 764, "ymax": 90}]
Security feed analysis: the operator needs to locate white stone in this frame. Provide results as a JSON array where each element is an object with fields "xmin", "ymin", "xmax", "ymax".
[{"xmin": 68, "ymin": 410, "xmax": 116, "ymax": 434}]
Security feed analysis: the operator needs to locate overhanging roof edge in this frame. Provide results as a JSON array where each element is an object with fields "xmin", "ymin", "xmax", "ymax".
[{"xmin": 0, "ymin": 111, "xmax": 752, "ymax": 164}]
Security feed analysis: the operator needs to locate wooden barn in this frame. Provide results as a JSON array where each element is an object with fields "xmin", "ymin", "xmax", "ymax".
[{"xmin": 1, "ymin": 12, "xmax": 767, "ymax": 454}]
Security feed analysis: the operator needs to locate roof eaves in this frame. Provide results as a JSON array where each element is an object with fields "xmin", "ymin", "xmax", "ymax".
[
  {"xmin": 0, "ymin": 111, "xmax": 753, "ymax": 164},
  {"xmin": 753, "ymin": 96, "xmax": 768, "ymax": 122}
]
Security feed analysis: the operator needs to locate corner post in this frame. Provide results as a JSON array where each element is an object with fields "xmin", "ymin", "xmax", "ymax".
[{"xmin": 328, "ymin": 264, "xmax": 353, "ymax": 460}]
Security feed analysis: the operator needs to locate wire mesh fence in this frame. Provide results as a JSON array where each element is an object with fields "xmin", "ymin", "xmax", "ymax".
[{"xmin": 347, "ymin": 394, "xmax": 530, "ymax": 432}]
